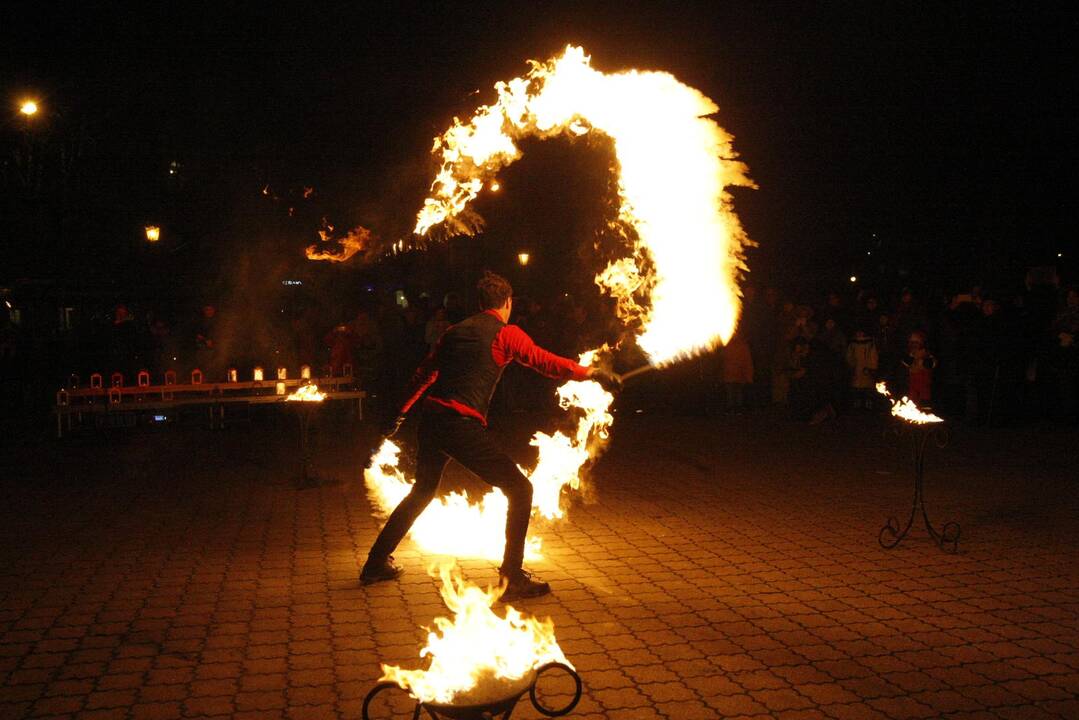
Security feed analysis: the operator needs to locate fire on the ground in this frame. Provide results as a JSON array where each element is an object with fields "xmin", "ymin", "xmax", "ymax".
[{"xmin": 379, "ymin": 562, "xmax": 571, "ymax": 706}]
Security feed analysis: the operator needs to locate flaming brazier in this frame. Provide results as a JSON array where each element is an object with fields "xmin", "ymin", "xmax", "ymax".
[
  {"xmin": 361, "ymin": 662, "xmax": 582, "ymax": 720},
  {"xmin": 878, "ymin": 416, "xmax": 961, "ymax": 553}
]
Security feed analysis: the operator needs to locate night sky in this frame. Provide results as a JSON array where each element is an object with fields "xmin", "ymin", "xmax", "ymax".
[{"xmin": 3, "ymin": 3, "xmax": 1076, "ymax": 298}]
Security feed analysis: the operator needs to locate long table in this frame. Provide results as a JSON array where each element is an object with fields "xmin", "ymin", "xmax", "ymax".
[{"xmin": 53, "ymin": 376, "xmax": 365, "ymax": 438}]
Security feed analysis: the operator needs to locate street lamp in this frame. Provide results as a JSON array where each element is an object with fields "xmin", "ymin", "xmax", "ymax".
[
  {"xmin": 517, "ymin": 251, "xmax": 530, "ymax": 266},
  {"xmin": 145, "ymin": 225, "xmax": 161, "ymax": 243},
  {"xmin": 19, "ymin": 100, "xmax": 38, "ymax": 117}
]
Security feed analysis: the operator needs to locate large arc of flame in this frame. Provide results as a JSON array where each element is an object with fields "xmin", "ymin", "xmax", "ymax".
[
  {"xmin": 365, "ymin": 46, "xmax": 752, "ymax": 561},
  {"xmin": 416, "ymin": 45, "xmax": 754, "ymax": 364}
]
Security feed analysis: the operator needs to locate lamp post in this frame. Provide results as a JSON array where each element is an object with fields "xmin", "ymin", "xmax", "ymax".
[
  {"xmin": 16, "ymin": 99, "xmax": 40, "ymax": 189},
  {"xmin": 145, "ymin": 225, "xmax": 161, "ymax": 243},
  {"xmin": 516, "ymin": 252, "xmax": 532, "ymax": 300}
]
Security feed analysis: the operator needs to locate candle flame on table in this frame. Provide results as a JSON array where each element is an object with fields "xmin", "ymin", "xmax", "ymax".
[
  {"xmin": 876, "ymin": 382, "xmax": 943, "ymax": 424},
  {"xmin": 365, "ymin": 46, "xmax": 750, "ymax": 559},
  {"xmin": 286, "ymin": 384, "xmax": 326, "ymax": 402},
  {"xmin": 379, "ymin": 562, "xmax": 570, "ymax": 706}
]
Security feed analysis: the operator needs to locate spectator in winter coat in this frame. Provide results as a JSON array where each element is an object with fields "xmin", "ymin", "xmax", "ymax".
[{"xmin": 846, "ymin": 326, "xmax": 879, "ymax": 409}]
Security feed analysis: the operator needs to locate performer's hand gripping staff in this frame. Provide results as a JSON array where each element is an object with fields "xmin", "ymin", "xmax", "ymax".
[{"xmin": 587, "ymin": 367, "xmax": 623, "ymax": 392}]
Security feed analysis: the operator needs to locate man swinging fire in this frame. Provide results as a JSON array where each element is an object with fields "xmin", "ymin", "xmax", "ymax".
[{"xmin": 361, "ymin": 271, "xmax": 622, "ymax": 601}]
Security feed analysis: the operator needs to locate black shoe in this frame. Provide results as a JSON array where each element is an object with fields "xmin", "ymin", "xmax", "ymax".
[
  {"xmin": 499, "ymin": 569, "xmax": 551, "ymax": 601},
  {"xmin": 361, "ymin": 556, "xmax": 404, "ymax": 585}
]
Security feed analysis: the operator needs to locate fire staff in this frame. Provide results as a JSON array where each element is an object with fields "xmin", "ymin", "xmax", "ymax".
[{"xmin": 361, "ymin": 271, "xmax": 621, "ymax": 600}]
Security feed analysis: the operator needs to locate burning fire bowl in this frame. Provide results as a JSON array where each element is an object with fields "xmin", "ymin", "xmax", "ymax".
[{"xmin": 362, "ymin": 662, "xmax": 582, "ymax": 720}]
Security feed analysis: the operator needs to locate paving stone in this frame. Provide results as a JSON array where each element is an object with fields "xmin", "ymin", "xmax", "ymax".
[
  {"xmin": 703, "ymin": 693, "xmax": 769, "ymax": 716},
  {"xmin": 2, "ymin": 417, "xmax": 1078, "ymax": 720}
]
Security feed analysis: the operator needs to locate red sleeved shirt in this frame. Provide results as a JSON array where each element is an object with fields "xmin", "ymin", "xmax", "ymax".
[{"xmin": 399, "ymin": 310, "xmax": 590, "ymax": 424}]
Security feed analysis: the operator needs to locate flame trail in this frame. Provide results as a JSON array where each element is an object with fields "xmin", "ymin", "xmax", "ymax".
[
  {"xmin": 380, "ymin": 562, "xmax": 570, "ymax": 705},
  {"xmin": 521, "ymin": 368, "xmax": 614, "ymax": 520},
  {"xmin": 365, "ymin": 441, "xmax": 541, "ymax": 562},
  {"xmin": 416, "ymin": 45, "xmax": 754, "ymax": 362},
  {"xmin": 365, "ymin": 46, "xmax": 751, "ymax": 558},
  {"xmin": 306, "ymin": 224, "xmax": 374, "ymax": 262}
]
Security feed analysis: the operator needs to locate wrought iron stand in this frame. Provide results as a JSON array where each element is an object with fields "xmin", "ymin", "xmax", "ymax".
[
  {"xmin": 292, "ymin": 403, "xmax": 319, "ymax": 487},
  {"xmin": 362, "ymin": 662, "xmax": 582, "ymax": 720},
  {"xmin": 879, "ymin": 421, "xmax": 961, "ymax": 553}
]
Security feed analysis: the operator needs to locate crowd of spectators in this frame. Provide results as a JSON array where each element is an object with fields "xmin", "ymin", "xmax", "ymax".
[
  {"xmin": 2, "ymin": 272, "xmax": 1077, "ymax": 429},
  {"xmin": 719, "ymin": 277, "xmax": 1079, "ymax": 427},
  {"xmin": 0, "ymin": 289, "xmax": 613, "ymax": 418}
]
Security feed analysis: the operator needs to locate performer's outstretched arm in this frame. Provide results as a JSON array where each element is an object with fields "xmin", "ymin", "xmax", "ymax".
[
  {"xmin": 493, "ymin": 325, "xmax": 621, "ymax": 390},
  {"xmin": 493, "ymin": 325, "xmax": 590, "ymax": 381}
]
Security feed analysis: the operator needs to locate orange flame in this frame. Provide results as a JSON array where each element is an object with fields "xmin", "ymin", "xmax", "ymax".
[
  {"xmin": 305, "ymin": 224, "xmax": 373, "ymax": 262},
  {"xmin": 365, "ymin": 47, "xmax": 751, "ymax": 562},
  {"xmin": 286, "ymin": 383, "xmax": 326, "ymax": 402},
  {"xmin": 379, "ymin": 562, "xmax": 570, "ymax": 705},
  {"xmin": 365, "ymin": 441, "xmax": 541, "ymax": 561},
  {"xmin": 415, "ymin": 44, "xmax": 754, "ymax": 363},
  {"xmin": 876, "ymin": 382, "xmax": 943, "ymax": 424}
]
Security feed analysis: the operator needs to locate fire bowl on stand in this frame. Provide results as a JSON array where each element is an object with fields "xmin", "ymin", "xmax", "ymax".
[
  {"xmin": 878, "ymin": 417, "xmax": 961, "ymax": 553},
  {"xmin": 285, "ymin": 384, "xmax": 326, "ymax": 487},
  {"xmin": 362, "ymin": 662, "xmax": 582, "ymax": 720}
]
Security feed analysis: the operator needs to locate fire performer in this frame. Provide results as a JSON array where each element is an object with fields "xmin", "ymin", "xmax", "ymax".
[{"xmin": 361, "ymin": 271, "xmax": 621, "ymax": 600}]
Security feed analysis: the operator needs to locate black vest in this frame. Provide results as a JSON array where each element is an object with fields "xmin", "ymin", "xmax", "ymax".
[{"xmin": 428, "ymin": 311, "xmax": 506, "ymax": 418}]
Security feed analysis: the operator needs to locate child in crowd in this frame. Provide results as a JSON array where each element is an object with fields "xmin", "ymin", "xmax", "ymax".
[
  {"xmin": 901, "ymin": 330, "xmax": 937, "ymax": 406},
  {"xmin": 846, "ymin": 324, "xmax": 879, "ymax": 409}
]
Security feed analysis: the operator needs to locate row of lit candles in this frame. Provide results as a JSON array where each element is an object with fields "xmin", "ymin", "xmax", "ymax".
[
  {"xmin": 72, "ymin": 363, "xmax": 343, "ymax": 390},
  {"xmin": 243, "ymin": 365, "xmax": 316, "ymax": 382}
]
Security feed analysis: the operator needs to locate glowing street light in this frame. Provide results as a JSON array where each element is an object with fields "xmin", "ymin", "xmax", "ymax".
[
  {"xmin": 145, "ymin": 225, "xmax": 161, "ymax": 243},
  {"xmin": 19, "ymin": 100, "xmax": 38, "ymax": 117},
  {"xmin": 518, "ymin": 251, "xmax": 530, "ymax": 266},
  {"xmin": 490, "ymin": 182, "xmax": 501, "ymax": 192},
  {"xmin": 849, "ymin": 275, "xmax": 858, "ymax": 283}
]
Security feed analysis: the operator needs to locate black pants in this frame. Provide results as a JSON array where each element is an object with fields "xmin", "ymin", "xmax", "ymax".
[{"xmin": 367, "ymin": 411, "xmax": 534, "ymax": 573}]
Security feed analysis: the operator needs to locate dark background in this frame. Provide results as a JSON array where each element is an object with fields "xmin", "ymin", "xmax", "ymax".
[{"xmin": 2, "ymin": 2, "xmax": 1076, "ymax": 349}]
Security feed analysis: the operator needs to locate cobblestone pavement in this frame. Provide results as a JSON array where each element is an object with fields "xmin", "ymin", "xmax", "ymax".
[{"xmin": 1, "ymin": 409, "xmax": 1077, "ymax": 719}]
